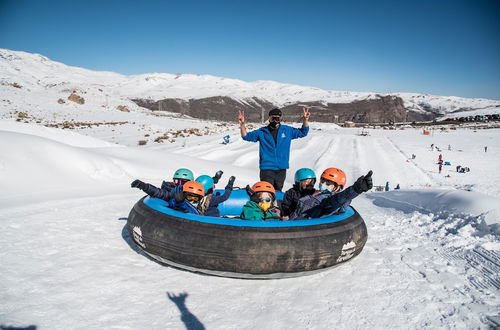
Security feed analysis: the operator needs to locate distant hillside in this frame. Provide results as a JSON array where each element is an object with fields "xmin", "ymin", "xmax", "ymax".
[{"xmin": 1, "ymin": 48, "xmax": 499, "ymax": 123}]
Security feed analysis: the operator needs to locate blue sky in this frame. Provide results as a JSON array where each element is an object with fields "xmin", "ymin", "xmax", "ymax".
[{"xmin": 1, "ymin": 0, "xmax": 499, "ymax": 100}]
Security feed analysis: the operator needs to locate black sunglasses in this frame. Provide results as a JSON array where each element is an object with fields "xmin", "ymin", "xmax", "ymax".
[{"xmin": 271, "ymin": 116, "xmax": 281, "ymax": 121}]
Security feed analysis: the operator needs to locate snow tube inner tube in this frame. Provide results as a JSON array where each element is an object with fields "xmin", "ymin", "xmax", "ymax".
[{"xmin": 127, "ymin": 189, "xmax": 368, "ymax": 279}]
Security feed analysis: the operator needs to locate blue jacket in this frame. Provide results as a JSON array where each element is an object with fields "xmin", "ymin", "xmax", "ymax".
[
  {"xmin": 167, "ymin": 198, "xmax": 199, "ymax": 215},
  {"xmin": 243, "ymin": 124, "xmax": 309, "ymax": 170}
]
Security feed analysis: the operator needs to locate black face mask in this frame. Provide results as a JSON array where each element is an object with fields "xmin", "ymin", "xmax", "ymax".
[
  {"xmin": 300, "ymin": 187, "xmax": 316, "ymax": 195},
  {"xmin": 268, "ymin": 121, "xmax": 280, "ymax": 129}
]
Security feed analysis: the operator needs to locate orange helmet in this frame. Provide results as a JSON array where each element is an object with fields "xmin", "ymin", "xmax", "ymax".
[
  {"xmin": 182, "ymin": 180, "xmax": 205, "ymax": 197},
  {"xmin": 251, "ymin": 181, "xmax": 276, "ymax": 195},
  {"xmin": 321, "ymin": 168, "xmax": 347, "ymax": 187}
]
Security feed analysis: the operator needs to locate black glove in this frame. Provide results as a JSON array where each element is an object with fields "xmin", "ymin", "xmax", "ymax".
[
  {"xmin": 245, "ymin": 184, "xmax": 254, "ymax": 197},
  {"xmin": 131, "ymin": 179, "xmax": 146, "ymax": 190},
  {"xmin": 174, "ymin": 190, "xmax": 185, "ymax": 203},
  {"xmin": 353, "ymin": 170, "xmax": 373, "ymax": 194},
  {"xmin": 160, "ymin": 181, "xmax": 175, "ymax": 191},
  {"xmin": 225, "ymin": 176, "xmax": 236, "ymax": 190},
  {"xmin": 213, "ymin": 170, "xmax": 224, "ymax": 184}
]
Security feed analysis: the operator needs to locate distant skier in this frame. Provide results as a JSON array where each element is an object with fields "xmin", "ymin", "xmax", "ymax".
[
  {"xmin": 431, "ymin": 143, "xmax": 434, "ymax": 151},
  {"xmin": 438, "ymin": 154, "xmax": 442, "ymax": 162},
  {"xmin": 222, "ymin": 135, "xmax": 230, "ymax": 144},
  {"xmin": 485, "ymin": 146, "xmax": 488, "ymax": 152},
  {"xmin": 395, "ymin": 184, "xmax": 400, "ymax": 190},
  {"xmin": 448, "ymin": 144, "xmax": 451, "ymax": 151},
  {"xmin": 385, "ymin": 181, "xmax": 390, "ymax": 192}
]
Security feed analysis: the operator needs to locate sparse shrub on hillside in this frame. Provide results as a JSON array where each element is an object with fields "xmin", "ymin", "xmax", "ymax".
[
  {"xmin": 16, "ymin": 112, "xmax": 28, "ymax": 121},
  {"xmin": 57, "ymin": 98, "xmax": 65, "ymax": 104},
  {"xmin": 68, "ymin": 93, "xmax": 85, "ymax": 104},
  {"xmin": 138, "ymin": 140, "xmax": 147, "ymax": 146},
  {"xmin": 1, "ymin": 81, "xmax": 22, "ymax": 88},
  {"xmin": 45, "ymin": 121, "xmax": 128, "ymax": 129},
  {"xmin": 116, "ymin": 105, "xmax": 130, "ymax": 112}
]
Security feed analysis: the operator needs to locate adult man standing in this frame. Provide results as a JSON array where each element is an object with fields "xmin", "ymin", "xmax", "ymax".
[{"xmin": 238, "ymin": 107, "xmax": 310, "ymax": 191}]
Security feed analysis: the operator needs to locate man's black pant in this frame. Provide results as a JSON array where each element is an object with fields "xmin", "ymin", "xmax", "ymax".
[{"xmin": 260, "ymin": 169, "xmax": 286, "ymax": 192}]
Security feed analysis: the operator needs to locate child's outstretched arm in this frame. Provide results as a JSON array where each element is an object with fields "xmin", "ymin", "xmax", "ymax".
[
  {"xmin": 352, "ymin": 170, "xmax": 373, "ymax": 194},
  {"xmin": 210, "ymin": 176, "xmax": 235, "ymax": 206},
  {"xmin": 316, "ymin": 170, "xmax": 373, "ymax": 217},
  {"xmin": 131, "ymin": 179, "xmax": 174, "ymax": 201}
]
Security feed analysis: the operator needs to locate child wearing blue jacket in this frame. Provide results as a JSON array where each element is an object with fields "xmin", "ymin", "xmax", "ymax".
[{"xmin": 167, "ymin": 180, "xmax": 205, "ymax": 214}]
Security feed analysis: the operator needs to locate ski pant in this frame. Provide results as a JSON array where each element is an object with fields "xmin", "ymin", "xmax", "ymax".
[{"xmin": 260, "ymin": 169, "xmax": 286, "ymax": 192}]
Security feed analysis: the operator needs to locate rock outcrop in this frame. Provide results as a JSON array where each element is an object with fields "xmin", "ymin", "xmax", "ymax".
[{"xmin": 132, "ymin": 95, "xmax": 434, "ymax": 123}]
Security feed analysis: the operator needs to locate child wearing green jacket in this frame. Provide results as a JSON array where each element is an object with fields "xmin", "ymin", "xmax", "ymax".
[{"xmin": 241, "ymin": 181, "xmax": 280, "ymax": 220}]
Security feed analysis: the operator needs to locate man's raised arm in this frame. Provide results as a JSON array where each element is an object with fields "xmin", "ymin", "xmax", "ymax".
[{"xmin": 238, "ymin": 110, "xmax": 247, "ymax": 137}]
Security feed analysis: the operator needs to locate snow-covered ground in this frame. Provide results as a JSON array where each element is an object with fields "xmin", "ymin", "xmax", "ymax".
[{"xmin": 1, "ymin": 117, "xmax": 499, "ymax": 329}]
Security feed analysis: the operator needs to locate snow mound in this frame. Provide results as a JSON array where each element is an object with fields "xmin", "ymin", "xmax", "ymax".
[
  {"xmin": 367, "ymin": 189, "xmax": 500, "ymax": 237},
  {"xmin": 0, "ymin": 131, "xmax": 129, "ymax": 206},
  {"xmin": 0, "ymin": 120, "xmax": 121, "ymax": 148}
]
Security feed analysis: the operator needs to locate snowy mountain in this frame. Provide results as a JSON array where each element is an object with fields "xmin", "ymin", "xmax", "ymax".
[{"xmin": 1, "ymin": 48, "xmax": 499, "ymax": 123}]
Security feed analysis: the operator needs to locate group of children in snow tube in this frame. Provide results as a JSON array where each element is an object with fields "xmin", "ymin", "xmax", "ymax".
[{"xmin": 131, "ymin": 167, "xmax": 373, "ymax": 221}]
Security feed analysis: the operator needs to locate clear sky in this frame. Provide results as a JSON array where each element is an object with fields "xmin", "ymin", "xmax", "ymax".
[{"xmin": 1, "ymin": 0, "xmax": 499, "ymax": 100}]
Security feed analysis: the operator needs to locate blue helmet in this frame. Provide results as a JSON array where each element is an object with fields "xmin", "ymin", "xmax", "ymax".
[
  {"xmin": 294, "ymin": 168, "xmax": 316, "ymax": 183},
  {"xmin": 195, "ymin": 175, "xmax": 214, "ymax": 194}
]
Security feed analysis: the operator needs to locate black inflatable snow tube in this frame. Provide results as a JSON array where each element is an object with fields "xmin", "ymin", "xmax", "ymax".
[{"xmin": 127, "ymin": 192, "xmax": 368, "ymax": 279}]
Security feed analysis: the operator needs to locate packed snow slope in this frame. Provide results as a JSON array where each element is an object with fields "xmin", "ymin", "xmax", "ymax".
[
  {"xmin": 2, "ymin": 48, "xmax": 500, "ymax": 121},
  {"xmin": 0, "ymin": 119, "xmax": 499, "ymax": 329}
]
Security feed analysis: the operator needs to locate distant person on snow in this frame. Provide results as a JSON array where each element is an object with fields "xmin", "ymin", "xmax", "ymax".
[
  {"xmin": 395, "ymin": 184, "xmax": 400, "ymax": 190},
  {"xmin": 238, "ymin": 107, "xmax": 310, "ymax": 192},
  {"xmin": 385, "ymin": 181, "xmax": 390, "ymax": 192},
  {"xmin": 485, "ymin": 146, "xmax": 488, "ymax": 152},
  {"xmin": 195, "ymin": 173, "xmax": 235, "ymax": 217},
  {"xmin": 131, "ymin": 168, "xmax": 195, "ymax": 201},
  {"xmin": 281, "ymin": 168, "xmax": 317, "ymax": 219},
  {"xmin": 290, "ymin": 169, "xmax": 373, "ymax": 220},
  {"xmin": 241, "ymin": 181, "xmax": 281, "ymax": 220}
]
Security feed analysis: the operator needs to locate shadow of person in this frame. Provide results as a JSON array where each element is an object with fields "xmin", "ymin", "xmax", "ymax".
[
  {"xmin": 167, "ymin": 292, "xmax": 206, "ymax": 330},
  {"xmin": 0, "ymin": 325, "xmax": 37, "ymax": 330}
]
